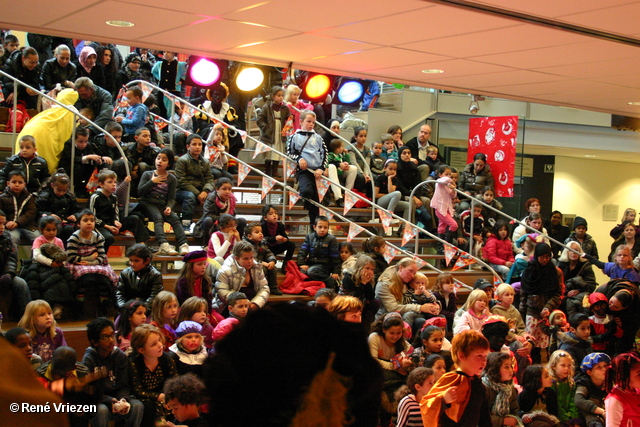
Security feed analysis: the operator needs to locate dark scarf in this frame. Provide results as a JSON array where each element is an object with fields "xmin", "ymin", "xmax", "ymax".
[{"xmin": 521, "ymin": 243, "xmax": 558, "ymax": 294}]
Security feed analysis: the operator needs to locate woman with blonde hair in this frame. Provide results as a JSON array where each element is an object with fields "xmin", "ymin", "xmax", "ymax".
[{"xmin": 610, "ymin": 208, "xmax": 639, "ymax": 240}]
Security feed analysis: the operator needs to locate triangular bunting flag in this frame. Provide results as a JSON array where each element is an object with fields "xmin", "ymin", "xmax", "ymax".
[
  {"xmin": 153, "ymin": 115, "xmax": 168, "ymax": 133},
  {"xmin": 383, "ymin": 246, "xmax": 399, "ymax": 264},
  {"xmin": 253, "ymin": 141, "xmax": 272, "ymax": 159},
  {"xmin": 494, "ymin": 276, "xmax": 502, "ymax": 286},
  {"xmin": 261, "ymin": 176, "xmax": 276, "ymax": 200},
  {"xmin": 180, "ymin": 104, "xmax": 195, "ymax": 125},
  {"xmin": 376, "ymin": 209, "xmax": 392, "ymax": 234},
  {"xmin": 288, "ymin": 191, "xmax": 300, "ymax": 210},
  {"xmin": 401, "ymin": 225, "xmax": 417, "ymax": 247},
  {"xmin": 319, "ymin": 208, "xmax": 334, "ymax": 220},
  {"xmin": 285, "ymin": 160, "xmax": 297, "ymax": 179},
  {"xmin": 113, "ymin": 87, "xmax": 127, "ymax": 114},
  {"xmin": 454, "ymin": 280, "xmax": 462, "ymax": 294},
  {"xmin": 343, "ymin": 191, "xmax": 358, "ymax": 215},
  {"xmin": 451, "ymin": 251, "xmax": 476, "ymax": 271},
  {"xmin": 316, "ymin": 177, "xmax": 330, "ymax": 202},
  {"xmin": 141, "ymin": 82, "xmax": 152, "ymax": 102},
  {"xmin": 237, "ymin": 163, "xmax": 250, "ymax": 186},
  {"xmin": 0, "ymin": 82, "xmax": 4, "ymax": 103},
  {"xmin": 444, "ymin": 244, "xmax": 457, "ymax": 267},
  {"xmin": 413, "ymin": 257, "xmax": 428, "ymax": 269},
  {"xmin": 347, "ymin": 223, "xmax": 365, "ymax": 242},
  {"xmin": 238, "ymin": 129, "xmax": 247, "ymax": 143}
]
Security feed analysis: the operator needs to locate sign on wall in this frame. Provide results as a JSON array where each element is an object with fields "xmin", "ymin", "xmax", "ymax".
[{"xmin": 468, "ymin": 116, "xmax": 518, "ymax": 197}]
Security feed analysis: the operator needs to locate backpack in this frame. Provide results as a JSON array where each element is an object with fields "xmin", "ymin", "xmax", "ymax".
[{"xmin": 6, "ymin": 100, "xmax": 30, "ymax": 133}]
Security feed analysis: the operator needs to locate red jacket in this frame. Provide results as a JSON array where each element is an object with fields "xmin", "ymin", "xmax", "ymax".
[{"xmin": 483, "ymin": 234, "xmax": 515, "ymax": 265}]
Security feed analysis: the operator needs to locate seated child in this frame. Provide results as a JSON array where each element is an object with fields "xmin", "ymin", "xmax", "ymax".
[
  {"xmin": 327, "ymin": 295, "xmax": 364, "ymax": 323},
  {"xmin": 425, "ymin": 146, "xmax": 443, "ymax": 178},
  {"xmin": 261, "ymin": 204, "xmax": 296, "ymax": 274},
  {"xmin": 128, "ymin": 324, "xmax": 178, "ymax": 427},
  {"xmin": 67, "ymin": 209, "xmax": 118, "ymax": 317},
  {"xmin": 138, "ymin": 148, "xmax": 189, "ymax": 256},
  {"xmin": 483, "ymin": 221, "xmax": 515, "ymax": 281},
  {"xmin": 25, "ymin": 215, "xmax": 75, "ymax": 319},
  {"xmin": 115, "ymin": 244, "xmax": 163, "ymax": 311},
  {"xmin": 308, "ymin": 287, "xmax": 336, "ymax": 309},
  {"xmin": 35, "ymin": 170, "xmax": 79, "ymax": 244},
  {"xmin": 58, "ymin": 127, "xmax": 100, "ymax": 198},
  {"xmin": 380, "ymin": 133, "xmax": 398, "ymax": 161},
  {"xmin": 91, "ymin": 121, "xmax": 124, "ymax": 165},
  {"xmin": 175, "ymin": 250, "xmax": 212, "ymax": 310},
  {"xmin": 0, "ymin": 135, "xmax": 50, "ymax": 193},
  {"xmin": 115, "ymin": 299, "xmax": 147, "ymax": 355},
  {"xmin": 420, "ymin": 330, "xmax": 491, "ymax": 427},
  {"xmin": 411, "ymin": 322, "xmax": 453, "ymax": 371},
  {"xmin": 150, "ymin": 291, "xmax": 179, "ymax": 351},
  {"xmin": 369, "ymin": 141, "xmax": 385, "ymax": 181},
  {"xmin": 212, "ymin": 291, "xmax": 250, "ymax": 342},
  {"xmin": 395, "ymin": 367, "xmax": 435, "ymax": 427},
  {"xmin": 505, "ymin": 233, "xmax": 539, "ymax": 284},
  {"xmin": 115, "ymin": 86, "xmax": 148, "ymax": 140},
  {"xmin": 476, "ymin": 187, "xmax": 503, "ymax": 228},
  {"xmin": 547, "ymin": 349, "xmax": 579, "ymax": 423},
  {"xmin": 89, "ymin": 169, "xmax": 149, "ymax": 252},
  {"xmin": 482, "ymin": 352, "xmax": 520, "ymax": 427},
  {"xmin": 244, "ymin": 222, "xmax": 281, "ymax": 295},
  {"xmin": 212, "ymin": 241, "xmax": 270, "ymax": 316},
  {"xmin": 0, "ymin": 169, "xmax": 40, "ymax": 245},
  {"xmin": 403, "ymin": 272, "xmax": 440, "ymax": 327},
  {"xmin": 459, "ymin": 204, "xmax": 485, "ymax": 257},
  {"xmin": 453, "ymin": 289, "xmax": 490, "ymax": 334},
  {"xmin": 431, "ymin": 273, "xmax": 457, "ymax": 335},
  {"xmin": 164, "ymin": 373, "xmax": 207, "ymax": 427},
  {"xmin": 207, "ymin": 213, "xmax": 241, "ymax": 265},
  {"xmin": 178, "ymin": 296, "xmax": 215, "ymax": 350},
  {"xmin": 326, "ymin": 138, "xmax": 357, "ymax": 207},
  {"xmin": 587, "ymin": 292, "xmax": 620, "ymax": 354},
  {"xmin": 575, "ymin": 353, "xmax": 610, "ymax": 427},
  {"xmin": 604, "ymin": 352, "xmax": 640, "ymax": 427},
  {"xmin": 545, "ymin": 309, "xmax": 570, "ymax": 354},
  {"xmin": 339, "ymin": 241, "xmax": 356, "ymax": 272},
  {"xmin": 517, "ymin": 366, "xmax": 559, "ymax": 427},
  {"xmin": 558, "ymin": 313, "xmax": 593, "ymax": 373},
  {"xmin": 196, "ymin": 177, "xmax": 246, "ymax": 244},
  {"xmin": 18, "ymin": 299, "xmax": 67, "ymax": 363},
  {"xmin": 297, "ymin": 215, "xmax": 341, "ymax": 290},
  {"xmin": 362, "ymin": 236, "xmax": 389, "ymax": 284},
  {"xmin": 82, "ymin": 317, "xmax": 144, "ymax": 427},
  {"xmin": 4, "ymin": 326, "xmax": 43, "ymax": 370},
  {"xmin": 121, "ymin": 127, "xmax": 159, "ymax": 197},
  {"xmin": 205, "ymin": 124, "xmax": 233, "ymax": 180},
  {"xmin": 169, "ymin": 321, "xmax": 208, "ymax": 378}
]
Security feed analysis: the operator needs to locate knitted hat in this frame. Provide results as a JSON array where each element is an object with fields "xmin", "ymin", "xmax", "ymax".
[
  {"xmin": 573, "ymin": 216, "xmax": 588, "ymax": 230},
  {"xmin": 473, "ymin": 278, "xmax": 493, "ymax": 291},
  {"xmin": 588, "ymin": 292, "xmax": 608, "ymax": 306},
  {"xmin": 580, "ymin": 352, "xmax": 611, "ymax": 373},
  {"xmin": 548, "ymin": 309, "xmax": 566, "ymax": 325},
  {"xmin": 183, "ymin": 250, "xmax": 207, "ymax": 263},
  {"xmin": 176, "ymin": 321, "xmax": 202, "ymax": 337},
  {"xmin": 124, "ymin": 52, "xmax": 141, "ymax": 65}
]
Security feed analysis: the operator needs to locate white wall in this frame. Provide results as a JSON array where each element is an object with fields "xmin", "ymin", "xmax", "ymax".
[{"xmin": 553, "ymin": 156, "xmax": 640, "ymax": 283}]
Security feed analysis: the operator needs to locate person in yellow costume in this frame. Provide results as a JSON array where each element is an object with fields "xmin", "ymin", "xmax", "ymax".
[{"xmin": 16, "ymin": 88, "xmax": 79, "ymax": 174}]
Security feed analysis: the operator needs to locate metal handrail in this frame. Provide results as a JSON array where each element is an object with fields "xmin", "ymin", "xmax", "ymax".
[
  {"xmin": 0, "ymin": 70, "xmax": 131, "ymax": 214},
  {"xmin": 287, "ymin": 103, "xmax": 376, "ymax": 220}
]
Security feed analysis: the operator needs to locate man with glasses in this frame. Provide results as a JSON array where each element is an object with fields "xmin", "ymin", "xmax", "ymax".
[
  {"xmin": 82, "ymin": 317, "xmax": 144, "ymax": 427},
  {"xmin": 2, "ymin": 47, "xmax": 42, "ymax": 109}
]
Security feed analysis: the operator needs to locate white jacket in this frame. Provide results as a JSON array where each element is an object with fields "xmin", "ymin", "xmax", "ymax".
[{"xmin": 212, "ymin": 255, "xmax": 270, "ymax": 313}]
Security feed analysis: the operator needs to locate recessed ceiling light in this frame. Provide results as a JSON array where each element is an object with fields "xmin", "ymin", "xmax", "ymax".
[
  {"xmin": 584, "ymin": 155, "xmax": 596, "ymax": 157},
  {"xmin": 628, "ymin": 101, "xmax": 640, "ymax": 105},
  {"xmin": 106, "ymin": 20, "xmax": 134, "ymax": 27},
  {"xmin": 422, "ymin": 69, "xmax": 444, "ymax": 74},
  {"xmin": 236, "ymin": 41, "xmax": 265, "ymax": 49}
]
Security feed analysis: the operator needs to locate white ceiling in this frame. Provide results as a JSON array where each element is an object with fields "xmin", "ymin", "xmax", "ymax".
[{"xmin": 5, "ymin": 0, "xmax": 640, "ymax": 118}]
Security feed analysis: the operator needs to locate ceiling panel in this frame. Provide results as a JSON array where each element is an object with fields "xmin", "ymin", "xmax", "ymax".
[
  {"xmin": 1, "ymin": 0, "xmax": 98, "ymax": 27},
  {"xmin": 115, "ymin": 0, "xmax": 267, "ymax": 16},
  {"xmin": 535, "ymin": 56, "xmax": 640, "ymax": 79},
  {"xmin": 370, "ymin": 58, "xmax": 514, "ymax": 79},
  {"xmin": 221, "ymin": 0, "xmax": 428, "ymax": 33},
  {"xmin": 559, "ymin": 3, "xmax": 640, "ymax": 37},
  {"xmin": 137, "ymin": 18, "xmax": 297, "ymax": 51}
]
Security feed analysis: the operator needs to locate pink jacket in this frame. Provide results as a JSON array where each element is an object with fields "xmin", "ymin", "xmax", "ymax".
[
  {"xmin": 483, "ymin": 234, "xmax": 515, "ymax": 265},
  {"xmin": 430, "ymin": 176, "xmax": 455, "ymax": 216},
  {"xmin": 288, "ymin": 100, "xmax": 314, "ymax": 131}
]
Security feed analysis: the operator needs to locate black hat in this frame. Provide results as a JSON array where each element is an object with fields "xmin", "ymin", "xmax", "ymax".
[
  {"xmin": 573, "ymin": 216, "xmax": 587, "ymax": 230},
  {"xmin": 473, "ymin": 278, "xmax": 493, "ymax": 291},
  {"xmin": 125, "ymin": 53, "xmax": 141, "ymax": 65}
]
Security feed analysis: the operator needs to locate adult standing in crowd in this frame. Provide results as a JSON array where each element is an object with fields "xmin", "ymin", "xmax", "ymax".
[
  {"xmin": 75, "ymin": 46, "xmax": 105, "ymax": 90},
  {"xmin": 115, "ymin": 53, "xmax": 145, "ymax": 92},
  {"xmin": 544, "ymin": 210, "xmax": 570, "ymax": 259},
  {"xmin": 41, "ymin": 44, "xmax": 77, "ymax": 91}
]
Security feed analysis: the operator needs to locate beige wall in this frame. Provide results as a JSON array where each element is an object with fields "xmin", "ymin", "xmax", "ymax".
[{"xmin": 553, "ymin": 156, "xmax": 640, "ymax": 283}]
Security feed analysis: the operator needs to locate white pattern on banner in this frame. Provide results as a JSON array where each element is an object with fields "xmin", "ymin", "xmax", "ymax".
[
  {"xmin": 343, "ymin": 191, "xmax": 357, "ymax": 215},
  {"xmin": 452, "ymin": 251, "xmax": 476, "ymax": 271},
  {"xmin": 319, "ymin": 208, "xmax": 334, "ymax": 220},
  {"xmin": 413, "ymin": 257, "xmax": 427, "ymax": 269},
  {"xmin": 238, "ymin": 129, "xmax": 247, "ymax": 143},
  {"xmin": 261, "ymin": 176, "xmax": 276, "ymax": 200},
  {"xmin": 444, "ymin": 244, "xmax": 458, "ymax": 267},
  {"xmin": 347, "ymin": 223, "xmax": 365, "ymax": 242},
  {"xmin": 383, "ymin": 246, "xmax": 399, "ymax": 264},
  {"xmin": 141, "ymin": 83, "xmax": 152, "ymax": 102},
  {"xmin": 113, "ymin": 87, "xmax": 127, "ymax": 114},
  {"xmin": 285, "ymin": 161, "xmax": 297, "ymax": 179},
  {"xmin": 376, "ymin": 209, "xmax": 392, "ymax": 234},
  {"xmin": 0, "ymin": 81, "xmax": 4, "ymax": 103},
  {"xmin": 180, "ymin": 104, "xmax": 195, "ymax": 125},
  {"xmin": 288, "ymin": 191, "xmax": 300, "ymax": 210},
  {"xmin": 401, "ymin": 225, "xmax": 416, "ymax": 247},
  {"xmin": 237, "ymin": 164, "xmax": 250, "ymax": 186},
  {"xmin": 253, "ymin": 141, "xmax": 272, "ymax": 159},
  {"xmin": 316, "ymin": 177, "xmax": 330, "ymax": 202}
]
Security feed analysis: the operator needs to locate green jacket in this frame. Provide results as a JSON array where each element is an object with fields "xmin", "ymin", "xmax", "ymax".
[{"xmin": 175, "ymin": 153, "xmax": 215, "ymax": 195}]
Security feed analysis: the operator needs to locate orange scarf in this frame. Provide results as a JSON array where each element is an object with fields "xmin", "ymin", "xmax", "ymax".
[{"xmin": 420, "ymin": 370, "xmax": 471, "ymax": 426}]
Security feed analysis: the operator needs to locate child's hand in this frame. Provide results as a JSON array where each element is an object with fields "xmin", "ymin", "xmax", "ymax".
[
  {"xmin": 163, "ymin": 207, "xmax": 172, "ymax": 216},
  {"xmin": 50, "ymin": 214, "xmax": 61, "ymax": 221},
  {"xmin": 51, "ymin": 261, "xmax": 62, "ymax": 268},
  {"xmin": 388, "ymin": 170, "xmax": 396, "ymax": 178},
  {"xmin": 114, "ymin": 221, "xmax": 122, "ymax": 229},
  {"xmin": 266, "ymin": 261, "xmax": 275, "ymax": 270},
  {"xmin": 473, "ymin": 235, "xmax": 482, "ymax": 242},
  {"xmin": 540, "ymin": 308, "xmax": 550, "ymax": 318},
  {"xmin": 340, "ymin": 162, "xmax": 350, "ymax": 171},
  {"xmin": 101, "ymin": 156, "xmax": 113, "ymax": 165},
  {"xmin": 300, "ymin": 265, "xmax": 309, "ymax": 271},
  {"xmin": 522, "ymin": 415, "xmax": 532, "ymax": 424},
  {"xmin": 507, "ymin": 318, "xmax": 516, "ymax": 329},
  {"xmin": 505, "ymin": 261, "xmax": 513, "ymax": 267},
  {"xmin": 443, "ymin": 386, "xmax": 458, "ymax": 404},
  {"xmin": 124, "ymin": 175, "xmax": 132, "ymax": 183},
  {"xmin": 105, "ymin": 225, "xmax": 119, "ymax": 234},
  {"xmin": 251, "ymin": 303, "xmax": 259, "ymax": 311},
  {"xmin": 314, "ymin": 169, "xmax": 323, "ymax": 179},
  {"xmin": 515, "ymin": 334, "xmax": 526, "ymax": 343},
  {"xmin": 5, "ymin": 221, "xmax": 17, "ymax": 230},
  {"xmin": 115, "ymin": 116, "xmax": 123, "ymax": 123},
  {"xmin": 151, "ymin": 173, "xmax": 167, "ymax": 184},
  {"xmin": 331, "ymin": 273, "xmax": 340, "ymax": 281},
  {"xmin": 276, "ymin": 235, "xmax": 286, "ymax": 243},
  {"xmin": 77, "ymin": 261, "xmax": 90, "ymax": 265},
  {"xmin": 298, "ymin": 158, "xmax": 308, "ymax": 170},
  {"xmin": 416, "ymin": 285, "xmax": 425, "ymax": 295},
  {"xmin": 198, "ymin": 191, "xmax": 208, "ymax": 203}
]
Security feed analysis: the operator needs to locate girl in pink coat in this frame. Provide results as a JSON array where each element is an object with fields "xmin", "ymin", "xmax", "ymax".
[{"xmin": 430, "ymin": 165, "xmax": 458, "ymax": 248}]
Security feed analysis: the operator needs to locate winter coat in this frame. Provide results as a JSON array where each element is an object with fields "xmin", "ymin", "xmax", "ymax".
[
  {"xmin": 260, "ymin": 219, "xmax": 290, "ymax": 247},
  {"xmin": 557, "ymin": 331, "xmax": 593, "ymax": 372},
  {"xmin": 244, "ymin": 238, "xmax": 276, "ymax": 264},
  {"xmin": 287, "ymin": 130, "xmax": 327, "ymax": 171},
  {"xmin": 296, "ymin": 232, "xmax": 340, "ymax": 274},
  {"xmin": 73, "ymin": 84, "xmax": 113, "ymax": 129},
  {"xmin": 0, "ymin": 188, "xmax": 37, "ymax": 230},
  {"xmin": 459, "ymin": 162, "xmax": 494, "ymax": 196},
  {"xmin": 341, "ymin": 271, "xmax": 375, "ymax": 302},
  {"xmin": 89, "ymin": 188, "xmax": 119, "ymax": 227},
  {"xmin": 483, "ymin": 379, "xmax": 520, "ymax": 427},
  {"xmin": 175, "ymin": 276, "xmax": 212, "ymax": 309},
  {"xmin": 21, "ymin": 260, "xmax": 75, "ymax": 304},
  {"xmin": 169, "ymin": 343, "xmax": 207, "ymax": 377},
  {"xmin": 517, "ymin": 387, "xmax": 559, "ymax": 416},
  {"xmin": 194, "ymin": 190, "xmax": 237, "ymax": 236},
  {"xmin": 552, "ymin": 378, "xmax": 579, "ymax": 422},
  {"xmin": 41, "ymin": 57, "xmax": 77, "ymax": 91},
  {"xmin": 2, "ymin": 50, "xmax": 42, "ymax": 99},
  {"xmin": 124, "ymin": 141, "xmax": 158, "ymax": 169},
  {"xmin": 565, "ymin": 232, "xmax": 599, "ymax": 259},
  {"xmin": 257, "ymin": 101, "xmax": 290, "ymax": 145},
  {"xmin": 138, "ymin": 170, "xmax": 177, "ymax": 209},
  {"xmin": 82, "ymin": 346, "xmax": 132, "ymax": 408},
  {"xmin": 0, "ymin": 154, "xmax": 50, "ymax": 193},
  {"xmin": 116, "ymin": 265, "xmax": 164, "ymax": 309},
  {"xmin": 483, "ymin": 235, "xmax": 515, "ymax": 265},
  {"xmin": 91, "ymin": 134, "xmax": 124, "ymax": 162},
  {"xmin": 212, "ymin": 256, "xmax": 270, "ymax": 313},
  {"xmin": 175, "ymin": 153, "xmax": 215, "ymax": 196},
  {"xmin": 557, "ymin": 260, "xmax": 597, "ymax": 294},
  {"xmin": 36, "ymin": 188, "xmax": 80, "ymax": 220}
]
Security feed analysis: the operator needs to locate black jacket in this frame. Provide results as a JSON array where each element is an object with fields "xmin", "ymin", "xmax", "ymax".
[
  {"xmin": 243, "ymin": 237, "xmax": 276, "ymax": 264},
  {"xmin": 260, "ymin": 219, "xmax": 290, "ymax": 246},
  {"xmin": 89, "ymin": 188, "xmax": 119, "ymax": 227},
  {"xmin": 36, "ymin": 188, "xmax": 80, "ymax": 220},
  {"xmin": 2, "ymin": 50, "xmax": 42, "ymax": 98},
  {"xmin": 41, "ymin": 57, "xmax": 77, "ymax": 90},
  {"xmin": 0, "ymin": 188, "xmax": 37, "ymax": 230},
  {"xmin": 82, "ymin": 346, "xmax": 133, "ymax": 409},
  {"xmin": 21, "ymin": 261, "xmax": 76, "ymax": 304},
  {"xmin": 74, "ymin": 84, "xmax": 113, "ymax": 129},
  {"xmin": 297, "ymin": 232, "xmax": 340, "ymax": 274},
  {"xmin": 0, "ymin": 154, "xmax": 50, "ymax": 193},
  {"xmin": 91, "ymin": 134, "xmax": 124, "ymax": 162},
  {"xmin": 0, "ymin": 230, "xmax": 18, "ymax": 276},
  {"xmin": 116, "ymin": 265, "xmax": 164, "ymax": 309}
]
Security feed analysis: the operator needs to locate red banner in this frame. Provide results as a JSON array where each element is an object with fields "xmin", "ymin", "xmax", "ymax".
[{"xmin": 468, "ymin": 116, "xmax": 518, "ymax": 197}]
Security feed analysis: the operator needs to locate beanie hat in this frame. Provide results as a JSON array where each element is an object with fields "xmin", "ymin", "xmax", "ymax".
[
  {"xmin": 183, "ymin": 250, "xmax": 207, "ymax": 263},
  {"xmin": 548, "ymin": 309, "xmax": 566, "ymax": 325},
  {"xmin": 124, "ymin": 52, "xmax": 141, "ymax": 65},
  {"xmin": 175, "ymin": 320, "xmax": 202, "ymax": 337},
  {"xmin": 580, "ymin": 352, "xmax": 611, "ymax": 373},
  {"xmin": 588, "ymin": 292, "xmax": 608, "ymax": 306},
  {"xmin": 573, "ymin": 216, "xmax": 588, "ymax": 230}
]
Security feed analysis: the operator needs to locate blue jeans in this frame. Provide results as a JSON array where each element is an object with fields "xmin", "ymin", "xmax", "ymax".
[
  {"xmin": 12, "ymin": 276, "xmax": 31, "ymax": 317},
  {"xmin": 143, "ymin": 204, "xmax": 188, "ymax": 246},
  {"xmin": 176, "ymin": 190, "xmax": 197, "ymax": 222}
]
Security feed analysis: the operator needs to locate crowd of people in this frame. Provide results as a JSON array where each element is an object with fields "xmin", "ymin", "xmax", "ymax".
[{"xmin": 2, "ymin": 34, "xmax": 640, "ymax": 427}]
